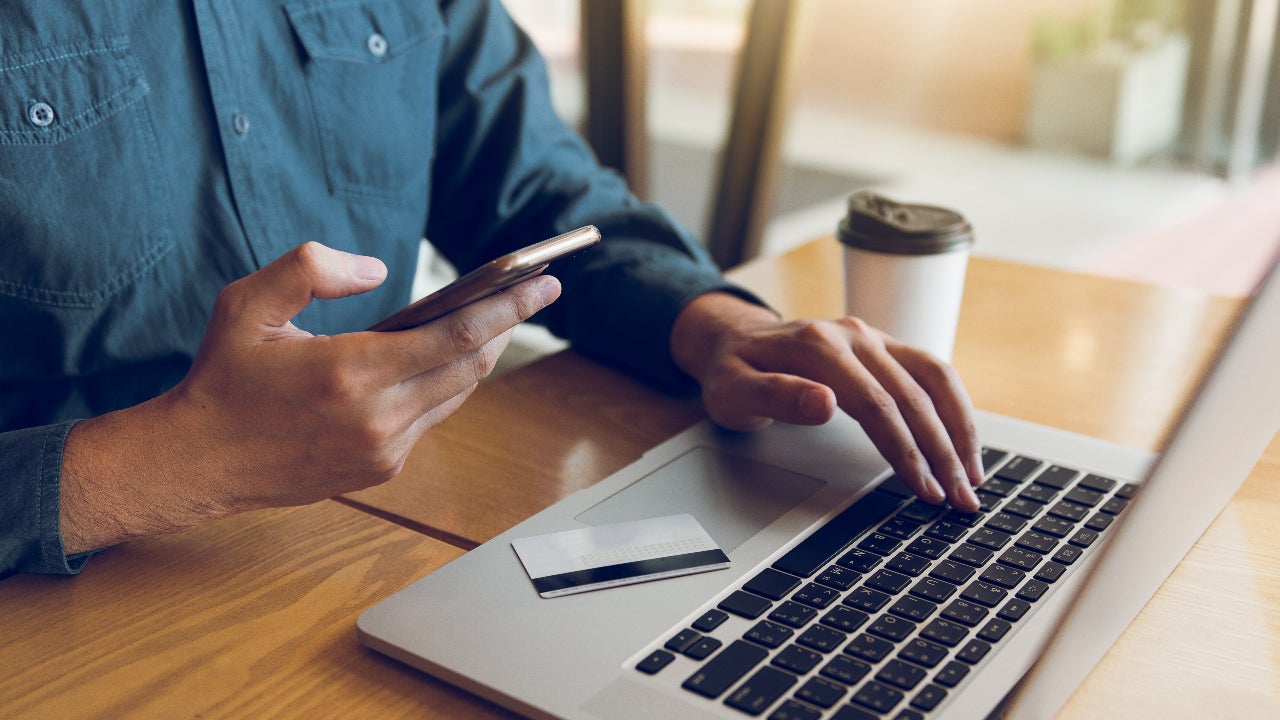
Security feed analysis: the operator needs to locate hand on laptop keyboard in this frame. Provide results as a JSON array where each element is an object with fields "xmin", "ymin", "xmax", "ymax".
[{"xmin": 670, "ymin": 292, "xmax": 985, "ymax": 512}]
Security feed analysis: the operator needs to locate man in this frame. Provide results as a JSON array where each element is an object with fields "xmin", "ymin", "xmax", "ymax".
[{"xmin": 0, "ymin": 0, "xmax": 982, "ymax": 577}]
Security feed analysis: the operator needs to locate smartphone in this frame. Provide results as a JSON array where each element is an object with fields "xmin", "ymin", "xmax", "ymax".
[{"xmin": 367, "ymin": 225, "xmax": 601, "ymax": 332}]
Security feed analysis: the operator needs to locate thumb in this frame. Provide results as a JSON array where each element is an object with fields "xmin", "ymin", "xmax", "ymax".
[{"xmin": 229, "ymin": 242, "xmax": 387, "ymax": 329}]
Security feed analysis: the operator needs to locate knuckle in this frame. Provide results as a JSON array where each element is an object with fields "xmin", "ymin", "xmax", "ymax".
[
  {"xmin": 856, "ymin": 387, "xmax": 898, "ymax": 420},
  {"xmin": 445, "ymin": 315, "xmax": 487, "ymax": 355}
]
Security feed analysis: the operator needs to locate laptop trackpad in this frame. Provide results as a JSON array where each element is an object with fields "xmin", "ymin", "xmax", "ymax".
[{"xmin": 575, "ymin": 446, "xmax": 827, "ymax": 553}]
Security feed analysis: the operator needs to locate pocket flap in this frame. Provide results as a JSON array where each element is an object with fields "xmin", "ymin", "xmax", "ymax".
[
  {"xmin": 0, "ymin": 38, "xmax": 148, "ymax": 145},
  {"xmin": 285, "ymin": 0, "xmax": 441, "ymax": 64}
]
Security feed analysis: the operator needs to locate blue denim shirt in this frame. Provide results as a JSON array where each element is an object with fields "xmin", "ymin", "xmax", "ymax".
[{"xmin": 0, "ymin": 0, "xmax": 745, "ymax": 576}]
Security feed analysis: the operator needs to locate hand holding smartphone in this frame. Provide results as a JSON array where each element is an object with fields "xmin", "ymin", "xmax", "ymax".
[{"xmin": 367, "ymin": 226, "xmax": 601, "ymax": 332}]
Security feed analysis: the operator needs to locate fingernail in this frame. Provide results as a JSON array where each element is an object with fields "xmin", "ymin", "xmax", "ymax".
[
  {"xmin": 537, "ymin": 275, "xmax": 562, "ymax": 305},
  {"xmin": 971, "ymin": 452, "xmax": 986, "ymax": 487},
  {"xmin": 924, "ymin": 475, "xmax": 946, "ymax": 503},
  {"xmin": 350, "ymin": 254, "xmax": 386, "ymax": 281},
  {"xmin": 800, "ymin": 387, "xmax": 830, "ymax": 423}
]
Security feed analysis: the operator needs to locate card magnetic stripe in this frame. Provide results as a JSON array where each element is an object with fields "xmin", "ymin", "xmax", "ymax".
[{"xmin": 531, "ymin": 549, "xmax": 731, "ymax": 594}]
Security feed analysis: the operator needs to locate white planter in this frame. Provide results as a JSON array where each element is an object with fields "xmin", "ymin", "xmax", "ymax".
[{"xmin": 1025, "ymin": 34, "xmax": 1190, "ymax": 164}]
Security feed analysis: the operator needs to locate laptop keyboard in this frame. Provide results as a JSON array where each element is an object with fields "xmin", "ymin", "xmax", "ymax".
[{"xmin": 634, "ymin": 448, "xmax": 1137, "ymax": 719}]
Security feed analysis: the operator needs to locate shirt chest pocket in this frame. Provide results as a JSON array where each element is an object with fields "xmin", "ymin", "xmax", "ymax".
[
  {"xmin": 285, "ymin": 0, "xmax": 443, "ymax": 206},
  {"xmin": 0, "ymin": 38, "xmax": 173, "ymax": 308}
]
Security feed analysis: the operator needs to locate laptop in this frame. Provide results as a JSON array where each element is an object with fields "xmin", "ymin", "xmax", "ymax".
[{"xmin": 358, "ymin": 248, "xmax": 1280, "ymax": 720}]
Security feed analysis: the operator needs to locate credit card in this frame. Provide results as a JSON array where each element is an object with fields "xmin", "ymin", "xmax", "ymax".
[{"xmin": 511, "ymin": 514, "xmax": 731, "ymax": 598}]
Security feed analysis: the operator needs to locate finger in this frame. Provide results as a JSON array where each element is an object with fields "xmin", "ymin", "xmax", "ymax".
[
  {"xmin": 884, "ymin": 339, "xmax": 985, "ymax": 488},
  {"xmin": 363, "ymin": 274, "xmax": 560, "ymax": 384},
  {"xmin": 856, "ymin": 341, "xmax": 979, "ymax": 512},
  {"xmin": 221, "ymin": 242, "xmax": 387, "ymax": 330},
  {"xmin": 702, "ymin": 356, "xmax": 837, "ymax": 431}
]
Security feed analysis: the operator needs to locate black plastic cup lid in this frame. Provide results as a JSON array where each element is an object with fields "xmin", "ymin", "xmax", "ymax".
[{"xmin": 837, "ymin": 191, "xmax": 973, "ymax": 255}]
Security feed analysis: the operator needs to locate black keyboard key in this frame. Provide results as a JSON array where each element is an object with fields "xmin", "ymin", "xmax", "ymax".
[
  {"xmin": 744, "ymin": 568, "xmax": 803, "ymax": 601},
  {"xmin": 889, "ymin": 595, "xmax": 937, "ymax": 623},
  {"xmin": 794, "ymin": 676, "xmax": 848, "ymax": 709},
  {"xmin": 868, "ymin": 614, "xmax": 916, "ymax": 642},
  {"xmin": 911, "ymin": 683, "xmax": 948, "ymax": 712},
  {"xmin": 793, "ymin": 583, "xmax": 839, "ymax": 609},
  {"xmin": 682, "ymin": 640, "xmax": 768, "ymax": 698},
  {"xmin": 934, "ymin": 660, "xmax": 970, "ymax": 688},
  {"xmin": 1031, "ymin": 516, "xmax": 1075, "ymax": 538},
  {"xmin": 1002, "ymin": 497, "xmax": 1044, "ymax": 519},
  {"xmin": 905, "ymin": 536, "xmax": 949, "ymax": 560},
  {"xmin": 853, "ymin": 680, "xmax": 906, "ymax": 714},
  {"xmin": 980, "ymin": 447, "xmax": 1009, "ymax": 473},
  {"xmin": 720, "ymin": 590, "xmax": 772, "ymax": 619},
  {"xmin": 1016, "ymin": 579, "xmax": 1050, "ymax": 602},
  {"xmin": 725, "ymin": 666, "xmax": 799, "ymax": 716},
  {"xmin": 687, "ymin": 637, "xmax": 723, "ymax": 660},
  {"xmin": 693, "ymin": 608, "xmax": 730, "ymax": 632},
  {"xmin": 844, "ymin": 586, "xmax": 892, "ymax": 613},
  {"xmin": 844, "ymin": 633, "xmax": 894, "ymax": 662},
  {"xmin": 979, "ymin": 563, "xmax": 1026, "ymax": 589},
  {"xmin": 1086, "ymin": 513, "xmax": 1114, "ymax": 532},
  {"xmin": 948, "ymin": 543, "xmax": 993, "ymax": 568},
  {"xmin": 876, "ymin": 658, "xmax": 928, "ymax": 691},
  {"xmin": 995, "ymin": 455, "xmax": 1042, "ymax": 483},
  {"xmin": 961, "ymin": 580, "xmax": 1007, "ymax": 608},
  {"xmin": 745, "ymin": 620, "xmax": 794, "ymax": 649},
  {"xmin": 925, "ymin": 521, "xmax": 968, "ymax": 543},
  {"xmin": 942, "ymin": 599, "xmax": 989, "ymax": 626},
  {"xmin": 866, "ymin": 569, "xmax": 912, "ymax": 594},
  {"xmin": 1079, "ymin": 474, "xmax": 1118, "ymax": 493},
  {"xmin": 920, "ymin": 618, "xmax": 969, "ymax": 647},
  {"xmin": 637, "ymin": 649, "xmax": 676, "ymax": 674},
  {"xmin": 821, "ymin": 654, "xmax": 872, "ymax": 685},
  {"xmin": 886, "ymin": 552, "xmax": 931, "ymax": 577},
  {"xmin": 898, "ymin": 638, "xmax": 949, "ymax": 668},
  {"xmin": 975, "ymin": 490, "xmax": 1002, "ymax": 513},
  {"xmin": 931, "ymin": 558, "xmax": 977, "ymax": 585},
  {"xmin": 898, "ymin": 501, "xmax": 946, "ymax": 524},
  {"xmin": 956, "ymin": 638, "xmax": 993, "ymax": 664},
  {"xmin": 877, "ymin": 476, "xmax": 915, "ymax": 497},
  {"xmin": 998, "ymin": 599, "xmax": 1032, "ymax": 622},
  {"xmin": 822, "ymin": 606, "xmax": 871, "ymax": 634},
  {"xmin": 998, "ymin": 546, "xmax": 1043, "ymax": 572},
  {"xmin": 816, "ymin": 566, "xmax": 861, "ymax": 591},
  {"xmin": 666, "ymin": 629, "xmax": 701, "ymax": 653},
  {"xmin": 968, "ymin": 527, "xmax": 1013, "ymax": 551},
  {"xmin": 910, "ymin": 576, "xmax": 959, "ymax": 603},
  {"xmin": 977, "ymin": 618, "xmax": 1012, "ymax": 643},
  {"xmin": 1100, "ymin": 496, "xmax": 1129, "ymax": 515},
  {"xmin": 796, "ymin": 624, "xmax": 847, "ymax": 653},
  {"xmin": 1018, "ymin": 484, "xmax": 1059, "ymax": 505},
  {"xmin": 879, "ymin": 517, "xmax": 924, "ymax": 540},
  {"xmin": 831, "ymin": 707, "xmax": 878, "ymax": 720},
  {"xmin": 1115, "ymin": 482, "xmax": 1140, "ymax": 499},
  {"xmin": 770, "ymin": 601, "xmax": 819, "ymax": 629},
  {"xmin": 1015, "ymin": 531, "xmax": 1059, "ymax": 554},
  {"xmin": 858, "ymin": 532, "xmax": 903, "ymax": 556},
  {"xmin": 1052, "ymin": 545, "xmax": 1083, "ymax": 565},
  {"xmin": 770, "ymin": 700, "xmax": 822, "ymax": 720},
  {"xmin": 980, "ymin": 477, "xmax": 1019, "ymax": 497},
  {"xmin": 1047, "ymin": 501, "xmax": 1090, "ymax": 522},
  {"xmin": 1064, "ymin": 486, "xmax": 1104, "ymax": 507},
  {"xmin": 773, "ymin": 644, "xmax": 823, "ymax": 675},
  {"xmin": 1034, "ymin": 562, "xmax": 1067, "ymax": 583},
  {"xmin": 985, "ymin": 512, "xmax": 1027, "ymax": 535},
  {"xmin": 837, "ymin": 548, "xmax": 882, "ymax": 573},
  {"xmin": 1069, "ymin": 529, "xmax": 1100, "ymax": 548},
  {"xmin": 1034, "ymin": 465, "xmax": 1078, "ymax": 489},
  {"xmin": 774, "ymin": 492, "xmax": 904, "ymax": 577},
  {"xmin": 942, "ymin": 509, "xmax": 984, "ymax": 528}
]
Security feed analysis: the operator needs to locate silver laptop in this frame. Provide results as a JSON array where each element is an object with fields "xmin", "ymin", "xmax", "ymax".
[{"xmin": 359, "ymin": 249, "xmax": 1280, "ymax": 720}]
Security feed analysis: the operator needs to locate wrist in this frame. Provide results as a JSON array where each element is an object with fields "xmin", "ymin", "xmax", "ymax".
[{"xmin": 670, "ymin": 291, "xmax": 779, "ymax": 383}]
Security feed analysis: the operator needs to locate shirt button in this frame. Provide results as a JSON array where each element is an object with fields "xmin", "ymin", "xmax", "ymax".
[
  {"xmin": 367, "ymin": 33, "xmax": 388, "ymax": 58},
  {"xmin": 27, "ymin": 102, "xmax": 55, "ymax": 128},
  {"xmin": 232, "ymin": 113, "xmax": 250, "ymax": 135}
]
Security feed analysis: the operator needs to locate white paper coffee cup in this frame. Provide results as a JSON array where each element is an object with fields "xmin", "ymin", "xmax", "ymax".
[{"xmin": 838, "ymin": 192, "xmax": 973, "ymax": 361}]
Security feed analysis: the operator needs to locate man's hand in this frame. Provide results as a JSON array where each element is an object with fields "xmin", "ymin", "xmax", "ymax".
[
  {"xmin": 670, "ymin": 292, "xmax": 984, "ymax": 512},
  {"xmin": 60, "ymin": 242, "xmax": 561, "ymax": 553}
]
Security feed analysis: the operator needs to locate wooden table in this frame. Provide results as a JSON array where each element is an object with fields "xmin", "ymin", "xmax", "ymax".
[{"xmin": 3, "ymin": 238, "xmax": 1276, "ymax": 718}]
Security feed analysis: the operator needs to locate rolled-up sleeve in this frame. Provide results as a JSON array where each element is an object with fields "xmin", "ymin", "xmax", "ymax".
[{"xmin": 1, "ymin": 421, "xmax": 92, "ymax": 578}]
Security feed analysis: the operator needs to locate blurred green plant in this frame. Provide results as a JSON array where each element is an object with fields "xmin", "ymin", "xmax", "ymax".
[{"xmin": 1032, "ymin": 0, "xmax": 1187, "ymax": 61}]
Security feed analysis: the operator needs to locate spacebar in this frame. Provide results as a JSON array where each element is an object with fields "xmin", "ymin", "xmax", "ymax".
[{"xmin": 771, "ymin": 490, "xmax": 905, "ymax": 577}]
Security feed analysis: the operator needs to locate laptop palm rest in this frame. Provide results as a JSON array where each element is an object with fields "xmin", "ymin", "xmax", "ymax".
[{"xmin": 575, "ymin": 446, "xmax": 827, "ymax": 553}]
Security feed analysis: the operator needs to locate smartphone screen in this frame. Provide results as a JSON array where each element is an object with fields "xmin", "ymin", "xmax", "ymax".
[{"xmin": 367, "ymin": 226, "xmax": 601, "ymax": 332}]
